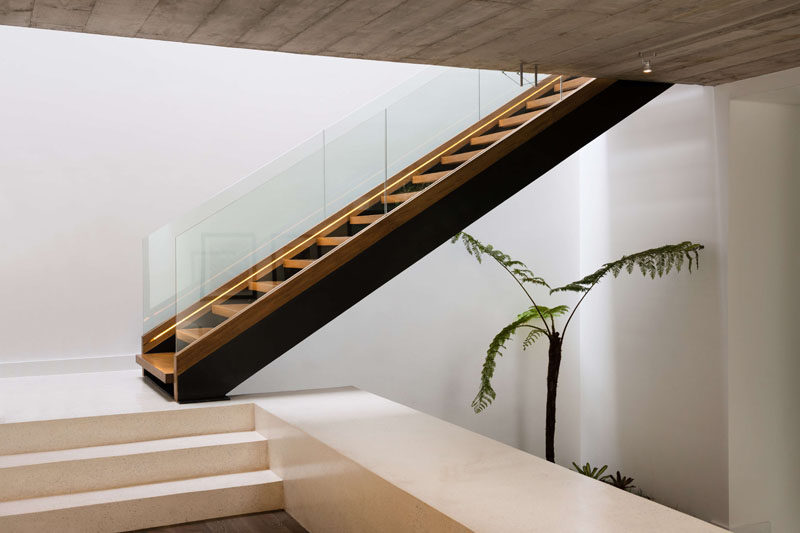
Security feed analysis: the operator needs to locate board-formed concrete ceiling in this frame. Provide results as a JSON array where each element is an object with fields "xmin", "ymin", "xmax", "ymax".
[{"xmin": 2, "ymin": 0, "xmax": 799, "ymax": 85}]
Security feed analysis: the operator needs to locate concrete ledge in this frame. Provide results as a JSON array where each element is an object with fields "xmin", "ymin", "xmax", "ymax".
[
  {"xmin": 249, "ymin": 387, "xmax": 726, "ymax": 533},
  {"xmin": 0, "ymin": 372, "xmax": 726, "ymax": 532}
]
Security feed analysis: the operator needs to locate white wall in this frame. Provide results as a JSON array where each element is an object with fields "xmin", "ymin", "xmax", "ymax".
[
  {"xmin": 5, "ymin": 23, "xmax": 798, "ymax": 529},
  {"xmin": 236, "ymin": 156, "xmax": 583, "ymax": 466},
  {"xmin": 728, "ymin": 100, "xmax": 800, "ymax": 533},
  {"xmin": 0, "ymin": 26, "xmax": 424, "ymax": 369},
  {"xmin": 577, "ymin": 85, "xmax": 728, "ymax": 525}
]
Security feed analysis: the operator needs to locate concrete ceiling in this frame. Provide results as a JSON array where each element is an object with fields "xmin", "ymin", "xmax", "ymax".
[{"xmin": 2, "ymin": 0, "xmax": 799, "ymax": 85}]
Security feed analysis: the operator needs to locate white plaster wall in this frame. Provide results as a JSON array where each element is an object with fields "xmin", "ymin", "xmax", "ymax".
[
  {"xmin": 5, "ymin": 23, "xmax": 796, "ymax": 527},
  {"xmin": 236, "ymin": 157, "xmax": 583, "ymax": 466},
  {"xmin": 728, "ymin": 100, "xmax": 800, "ymax": 533},
  {"xmin": 577, "ymin": 85, "xmax": 728, "ymax": 525},
  {"xmin": 0, "ymin": 26, "xmax": 423, "ymax": 367}
]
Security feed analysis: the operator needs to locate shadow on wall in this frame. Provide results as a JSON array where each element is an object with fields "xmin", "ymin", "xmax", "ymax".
[{"xmin": 579, "ymin": 85, "xmax": 727, "ymax": 524}]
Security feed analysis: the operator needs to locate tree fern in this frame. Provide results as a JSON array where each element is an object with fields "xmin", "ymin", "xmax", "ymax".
[
  {"xmin": 452, "ymin": 232, "xmax": 550, "ymax": 289},
  {"xmin": 551, "ymin": 242, "xmax": 704, "ymax": 294},
  {"xmin": 472, "ymin": 305, "xmax": 568, "ymax": 413},
  {"xmin": 452, "ymin": 231, "xmax": 704, "ymax": 463}
]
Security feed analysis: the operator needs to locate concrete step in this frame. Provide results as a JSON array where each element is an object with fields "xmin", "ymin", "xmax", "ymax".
[
  {"xmin": 0, "ymin": 403, "xmax": 254, "ymax": 455},
  {"xmin": 0, "ymin": 431, "xmax": 268, "ymax": 501},
  {"xmin": 0, "ymin": 470, "xmax": 283, "ymax": 533}
]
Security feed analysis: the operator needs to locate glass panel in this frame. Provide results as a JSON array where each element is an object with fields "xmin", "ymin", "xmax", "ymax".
[
  {"xmin": 323, "ymin": 112, "xmax": 386, "ymax": 217},
  {"xmin": 142, "ymin": 68, "xmax": 447, "ymax": 336},
  {"xmin": 143, "ymin": 226, "xmax": 176, "ymax": 333},
  {"xmin": 174, "ymin": 134, "xmax": 324, "ymax": 346},
  {"xmin": 144, "ymin": 66, "xmax": 557, "ymax": 345},
  {"xmin": 386, "ymin": 68, "xmax": 479, "ymax": 178},
  {"xmin": 479, "ymin": 69, "xmax": 537, "ymax": 118}
]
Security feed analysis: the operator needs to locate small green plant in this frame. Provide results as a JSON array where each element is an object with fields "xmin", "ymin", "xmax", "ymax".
[
  {"xmin": 602, "ymin": 470, "xmax": 636, "ymax": 491},
  {"xmin": 572, "ymin": 461, "xmax": 608, "ymax": 480},
  {"xmin": 452, "ymin": 232, "xmax": 704, "ymax": 462}
]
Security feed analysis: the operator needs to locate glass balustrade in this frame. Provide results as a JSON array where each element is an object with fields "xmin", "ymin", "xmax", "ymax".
[{"xmin": 143, "ymin": 67, "xmax": 545, "ymax": 346}]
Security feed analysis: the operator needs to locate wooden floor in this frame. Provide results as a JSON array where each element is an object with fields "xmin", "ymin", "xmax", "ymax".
[{"xmin": 136, "ymin": 511, "xmax": 307, "ymax": 533}]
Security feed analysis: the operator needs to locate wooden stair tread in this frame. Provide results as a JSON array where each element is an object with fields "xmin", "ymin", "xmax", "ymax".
[
  {"xmin": 554, "ymin": 77, "xmax": 592, "ymax": 92},
  {"xmin": 441, "ymin": 149, "xmax": 483, "ymax": 165},
  {"xmin": 135, "ymin": 353, "xmax": 174, "ymax": 384},
  {"xmin": 350, "ymin": 214, "xmax": 383, "ymax": 225},
  {"xmin": 470, "ymin": 129, "xmax": 512, "ymax": 146},
  {"xmin": 384, "ymin": 191, "xmax": 419, "ymax": 204},
  {"xmin": 211, "ymin": 303, "xmax": 249, "ymax": 318},
  {"xmin": 526, "ymin": 89, "xmax": 577, "ymax": 110},
  {"xmin": 317, "ymin": 236, "xmax": 349, "ymax": 246},
  {"xmin": 499, "ymin": 108, "xmax": 545, "ymax": 128},
  {"xmin": 412, "ymin": 170, "xmax": 449, "ymax": 184},
  {"xmin": 284, "ymin": 258, "xmax": 314, "ymax": 269},
  {"xmin": 176, "ymin": 328, "xmax": 214, "ymax": 343},
  {"xmin": 249, "ymin": 280, "xmax": 281, "ymax": 292}
]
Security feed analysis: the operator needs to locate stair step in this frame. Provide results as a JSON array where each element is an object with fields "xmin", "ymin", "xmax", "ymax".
[
  {"xmin": 211, "ymin": 303, "xmax": 249, "ymax": 318},
  {"xmin": 350, "ymin": 214, "xmax": 383, "ymax": 225},
  {"xmin": 526, "ymin": 89, "xmax": 577, "ymax": 110},
  {"xmin": 553, "ymin": 76, "xmax": 592, "ymax": 92},
  {"xmin": 0, "ymin": 405, "xmax": 254, "ymax": 456},
  {"xmin": 176, "ymin": 327, "xmax": 214, "ymax": 343},
  {"xmin": 135, "ymin": 352, "xmax": 174, "ymax": 384},
  {"xmin": 0, "ymin": 470, "xmax": 283, "ymax": 532},
  {"xmin": 0, "ymin": 432, "xmax": 268, "ymax": 502},
  {"xmin": 317, "ymin": 235, "xmax": 349, "ymax": 247},
  {"xmin": 470, "ymin": 129, "xmax": 512, "ymax": 146},
  {"xmin": 284, "ymin": 258, "xmax": 314, "ymax": 270},
  {"xmin": 441, "ymin": 149, "xmax": 483, "ymax": 165},
  {"xmin": 499, "ymin": 108, "xmax": 545, "ymax": 128},
  {"xmin": 411, "ymin": 170, "xmax": 449, "ymax": 184},
  {"xmin": 249, "ymin": 280, "xmax": 281, "ymax": 293},
  {"xmin": 384, "ymin": 191, "xmax": 419, "ymax": 204}
]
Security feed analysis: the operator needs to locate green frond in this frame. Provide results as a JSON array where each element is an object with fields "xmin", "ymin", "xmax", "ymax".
[
  {"xmin": 452, "ymin": 232, "xmax": 550, "ymax": 288},
  {"xmin": 522, "ymin": 327, "xmax": 546, "ymax": 349},
  {"xmin": 472, "ymin": 305, "xmax": 567, "ymax": 413},
  {"xmin": 551, "ymin": 241, "xmax": 704, "ymax": 294},
  {"xmin": 572, "ymin": 461, "xmax": 609, "ymax": 480}
]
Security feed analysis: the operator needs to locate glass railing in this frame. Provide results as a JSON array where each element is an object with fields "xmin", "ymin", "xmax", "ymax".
[{"xmin": 144, "ymin": 67, "xmax": 543, "ymax": 338}]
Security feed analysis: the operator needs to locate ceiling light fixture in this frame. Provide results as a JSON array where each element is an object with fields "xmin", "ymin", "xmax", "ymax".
[{"xmin": 639, "ymin": 51, "xmax": 656, "ymax": 74}]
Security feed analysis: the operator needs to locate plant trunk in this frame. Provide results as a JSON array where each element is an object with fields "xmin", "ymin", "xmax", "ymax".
[{"xmin": 545, "ymin": 333, "xmax": 562, "ymax": 463}]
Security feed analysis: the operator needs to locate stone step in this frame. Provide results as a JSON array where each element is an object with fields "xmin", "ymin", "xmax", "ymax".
[
  {"xmin": 0, "ymin": 431, "xmax": 267, "ymax": 501},
  {"xmin": 0, "ymin": 470, "xmax": 283, "ymax": 532}
]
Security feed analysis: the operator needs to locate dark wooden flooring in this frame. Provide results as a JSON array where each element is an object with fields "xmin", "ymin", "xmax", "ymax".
[{"xmin": 134, "ymin": 510, "xmax": 307, "ymax": 533}]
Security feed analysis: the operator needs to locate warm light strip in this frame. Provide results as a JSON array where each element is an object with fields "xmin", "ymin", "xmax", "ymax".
[{"xmin": 148, "ymin": 76, "xmax": 563, "ymax": 345}]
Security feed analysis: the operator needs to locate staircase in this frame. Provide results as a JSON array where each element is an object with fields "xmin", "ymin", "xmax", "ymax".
[
  {"xmin": 137, "ymin": 72, "xmax": 671, "ymax": 402},
  {"xmin": 0, "ymin": 404, "xmax": 282, "ymax": 531}
]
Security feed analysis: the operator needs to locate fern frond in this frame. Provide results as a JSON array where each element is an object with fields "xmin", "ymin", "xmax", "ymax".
[
  {"xmin": 551, "ymin": 242, "xmax": 704, "ymax": 294},
  {"xmin": 472, "ymin": 305, "xmax": 567, "ymax": 413},
  {"xmin": 452, "ymin": 232, "xmax": 550, "ymax": 288}
]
